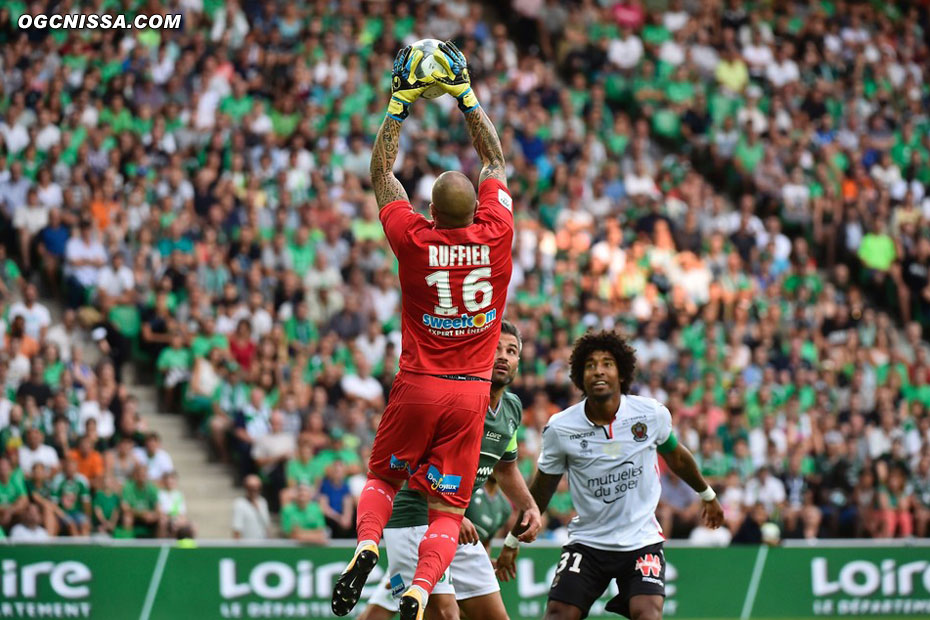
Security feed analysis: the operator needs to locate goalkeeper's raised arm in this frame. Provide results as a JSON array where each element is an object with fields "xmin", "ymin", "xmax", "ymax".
[
  {"xmin": 370, "ymin": 46, "xmax": 435, "ymax": 208},
  {"xmin": 432, "ymin": 42, "xmax": 507, "ymax": 187}
]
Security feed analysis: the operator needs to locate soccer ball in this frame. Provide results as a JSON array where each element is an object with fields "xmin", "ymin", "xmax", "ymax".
[
  {"xmin": 761, "ymin": 522, "xmax": 781, "ymax": 546},
  {"xmin": 411, "ymin": 38, "xmax": 447, "ymax": 100}
]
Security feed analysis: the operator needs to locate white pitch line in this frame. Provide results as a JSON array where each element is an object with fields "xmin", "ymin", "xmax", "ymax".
[
  {"xmin": 740, "ymin": 544, "xmax": 769, "ymax": 620},
  {"xmin": 139, "ymin": 544, "xmax": 171, "ymax": 620}
]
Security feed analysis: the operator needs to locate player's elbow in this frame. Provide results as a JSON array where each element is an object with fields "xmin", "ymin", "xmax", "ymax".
[
  {"xmin": 485, "ymin": 156, "xmax": 505, "ymax": 172},
  {"xmin": 660, "ymin": 450, "xmax": 680, "ymax": 471},
  {"xmin": 369, "ymin": 156, "xmax": 388, "ymax": 179},
  {"xmin": 493, "ymin": 459, "xmax": 516, "ymax": 476}
]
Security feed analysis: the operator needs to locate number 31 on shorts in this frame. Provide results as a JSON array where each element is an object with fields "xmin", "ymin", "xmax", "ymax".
[{"xmin": 557, "ymin": 551, "xmax": 583, "ymax": 575}]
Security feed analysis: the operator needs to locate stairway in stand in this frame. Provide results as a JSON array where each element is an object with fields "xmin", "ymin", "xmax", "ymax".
[
  {"xmin": 128, "ymin": 382, "xmax": 240, "ymax": 539},
  {"xmin": 54, "ymin": 299, "xmax": 239, "ymax": 540}
]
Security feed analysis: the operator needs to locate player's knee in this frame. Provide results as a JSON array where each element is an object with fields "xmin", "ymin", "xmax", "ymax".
[
  {"xmin": 631, "ymin": 608, "xmax": 662, "ymax": 620},
  {"xmin": 367, "ymin": 471, "xmax": 404, "ymax": 490},
  {"xmin": 357, "ymin": 606, "xmax": 390, "ymax": 620},
  {"xmin": 543, "ymin": 600, "xmax": 583, "ymax": 620},
  {"xmin": 629, "ymin": 597, "xmax": 663, "ymax": 620},
  {"xmin": 426, "ymin": 498, "xmax": 466, "ymax": 516},
  {"xmin": 425, "ymin": 601, "xmax": 460, "ymax": 620}
]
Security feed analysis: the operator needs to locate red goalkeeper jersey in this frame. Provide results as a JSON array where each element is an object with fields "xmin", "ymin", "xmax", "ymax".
[{"xmin": 379, "ymin": 178, "xmax": 514, "ymax": 379}]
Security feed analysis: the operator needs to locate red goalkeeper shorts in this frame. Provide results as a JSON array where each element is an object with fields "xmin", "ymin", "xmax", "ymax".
[{"xmin": 368, "ymin": 371, "xmax": 489, "ymax": 510}]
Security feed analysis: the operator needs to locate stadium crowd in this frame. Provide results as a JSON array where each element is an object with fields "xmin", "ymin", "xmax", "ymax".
[{"xmin": 1, "ymin": 0, "xmax": 929, "ymax": 545}]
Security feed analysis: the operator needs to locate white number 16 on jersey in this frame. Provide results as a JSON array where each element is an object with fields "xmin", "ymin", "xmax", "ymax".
[{"xmin": 425, "ymin": 268, "xmax": 493, "ymax": 316}]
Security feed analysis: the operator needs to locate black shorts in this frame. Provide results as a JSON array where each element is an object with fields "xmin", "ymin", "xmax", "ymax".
[{"xmin": 548, "ymin": 542, "xmax": 666, "ymax": 619}]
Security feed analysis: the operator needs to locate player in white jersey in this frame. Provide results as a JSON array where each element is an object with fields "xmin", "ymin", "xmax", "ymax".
[{"xmin": 496, "ymin": 330, "xmax": 724, "ymax": 620}]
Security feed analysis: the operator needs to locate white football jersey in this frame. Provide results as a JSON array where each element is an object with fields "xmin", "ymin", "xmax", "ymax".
[{"xmin": 537, "ymin": 395, "xmax": 673, "ymax": 552}]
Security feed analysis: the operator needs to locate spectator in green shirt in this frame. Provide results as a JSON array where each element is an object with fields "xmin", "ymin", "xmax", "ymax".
[
  {"xmin": 697, "ymin": 436, "xmax": 730, "ymax": 483},
  {"xmin": 351, "ymin": 200, "xmax": 385, "ymax": 243},
  {"xmin": 727, "ymin": 439, "xmax": 756, "ymax": 482},
  {"xmin": 283, "ymin": 440, "xmax": 318, "ymax": 507},
  {"xmin": 858, "ymin": 219, "xmax": 897, "ymax": 303},
  {"xmin": 0, "ymin": 456, "xmax": 28, "ymax": 534},
  {"xmin": 310, "ymin": 432, "xmax": 362, "ymax": 480},
  {"xmin": 50, "ymin": 457, "xmax": 91, "ymax": 536},
  {"xmin": 99, "ymin": 94, "xmax": 133, "ymax": 133},
  {"xmin": 122, "ymin": 464, "xmax": 167, "ymax": 538},
  {"xmin": 280, "ymin": 484, "xmax": 328, "ymax": 544},
  {"xmin": 734, "ymin": 130, "xmax": 765, "ymax": 176},
  {"xmin": 58, "ymin": 488, "xmax": 91, "ymax": 536},
  {"xmin": 190, "ymin": 317, "xmax": 229, "ymax": 358},
  {"xmin": 25, "ymin": 462, "xmax": 62, "ymax": 535},
  {"xmin": 715, "ymin": 45, "xmax": 749, "ymax": 94},
  {"xmin": 284, "ymin": 300, "xmax": 318, "ymax": 354},
  {"xmin": 287, "ymin": 227, "xmax": 316, "ymax": 276},
  {"xmin": 93, "ymin": 474, "xmax": 122, "ymax": 535},
  {"xmin": 156, "ymin": 331, "xmax": 192, "ymax": 411},
  {"xmin": 219, "ymin": 79, "xmax": 254, "ymax": 123},
  {"xmin": 717, "ymin": 409, "xmax": 750, "ymax": 455},
  {"xmin": 112, "ymin": 509, "xmax": 136, "ymax": 540},
  {"xmin": 0, "ymin": 244, "xmax": 24, "ymax": 297},
  {"xmin": 858, "ymin": 219, "xmax": 896, "ymax": 272}
]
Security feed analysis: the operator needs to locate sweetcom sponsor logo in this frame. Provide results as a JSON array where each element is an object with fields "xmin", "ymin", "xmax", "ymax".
[{"xmin": 421, "ymin": 307, "xmax": 497, "ymax": 334}]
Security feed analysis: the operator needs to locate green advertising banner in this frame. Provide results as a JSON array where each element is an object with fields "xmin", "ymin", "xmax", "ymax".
[
  {"xmin": 1, "ymin": 543, "xmax": 929, "ymax": 619},
  {"xmin": 752, "ymin": 546, "xmax": 930, "ymax": 618}
]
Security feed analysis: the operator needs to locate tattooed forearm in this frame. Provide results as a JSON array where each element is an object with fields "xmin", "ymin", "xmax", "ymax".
[
  {"xmin": 464, "ymin": 107, "xmax": 507, "ymax": 185},
  {"xmin": 370, "ymin": 116, "xmax": 409, "ymax": 208}
]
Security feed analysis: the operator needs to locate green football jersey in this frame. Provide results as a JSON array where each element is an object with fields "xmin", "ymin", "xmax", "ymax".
[
  {"xmin": 50, "ymin": 473, "xmax": 91, "ymax": 506},
  {"xmin": 280, "ymin": 501, "xmax": 325, "ymax": 535},
  {"xmin": 464, "ymin": 486, "xmax": 511, "ymax": 544},
  {"xmin": 385, "ymin": 391, "xmax": 522, "ymax": 529},
  {"xmin": 0, "ymin": 477, "xmax": 26, "ymax": 506}
]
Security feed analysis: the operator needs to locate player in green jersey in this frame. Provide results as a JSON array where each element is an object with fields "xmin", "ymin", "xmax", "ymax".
[
  {"xmin": 465, "ymin": 475, "xmax": 512, "ymax": 552},
  {"xmin": 360, "ymin": 321, "xmax": 540, "ymax": 620}
]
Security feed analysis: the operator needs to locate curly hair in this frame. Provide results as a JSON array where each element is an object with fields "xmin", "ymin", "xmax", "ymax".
[{"xmin": 569, "ymin": 330, "xmax": 637, "ymax": 395}]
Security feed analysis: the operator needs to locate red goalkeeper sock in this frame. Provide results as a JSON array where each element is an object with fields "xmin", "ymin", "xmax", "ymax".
[
  {"xmin": 355, "ymin": 476, "xmax": 399, "ymax": 546},
  {"xmin": 411, "ymin": 510, "xmax": 463, "ymax": 593}
]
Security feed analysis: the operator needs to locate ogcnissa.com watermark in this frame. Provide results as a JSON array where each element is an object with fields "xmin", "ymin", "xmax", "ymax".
[{"xmin": 18, "ymin": 13, "xmax": 182, "ymax": 30}]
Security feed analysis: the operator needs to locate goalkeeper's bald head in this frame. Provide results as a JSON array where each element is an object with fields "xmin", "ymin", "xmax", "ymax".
[{"xmin": 430, "ymin": 171, "xmax": 477, "ymax": 229}]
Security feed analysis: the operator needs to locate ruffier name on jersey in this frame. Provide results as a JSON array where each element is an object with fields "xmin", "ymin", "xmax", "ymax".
[{"xmin": 428, "ymin": 244, "xmax": 491, "ymax": 267}]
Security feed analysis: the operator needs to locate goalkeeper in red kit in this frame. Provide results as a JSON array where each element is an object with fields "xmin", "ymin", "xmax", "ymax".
[{"xmin": 331, "ymin": 42, "xmax": 540, "ymax": 620}]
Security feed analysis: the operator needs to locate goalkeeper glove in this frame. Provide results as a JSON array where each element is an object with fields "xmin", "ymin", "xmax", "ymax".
[
  {"xmin": 388, "ymin": 46, "xmax": 434, "ymax": 121},
  {"xmin": 432, "ymin": 41, "xmax": 480, "ymax": 113}
]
